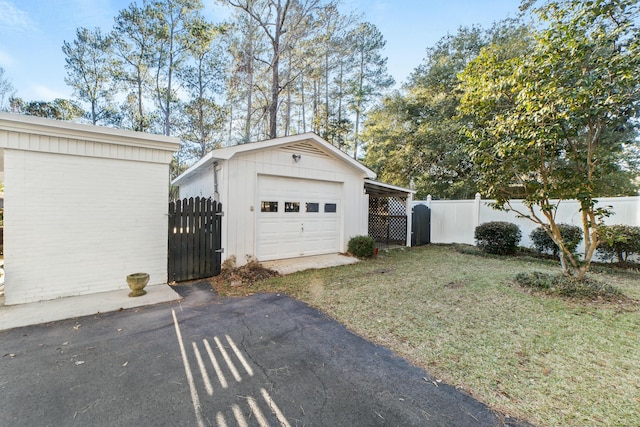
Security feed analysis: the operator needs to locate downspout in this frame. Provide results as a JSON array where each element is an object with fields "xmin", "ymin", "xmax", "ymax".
[{"xmin": 213, "ymin": 161, "xmax": 219, "ymax": 202}]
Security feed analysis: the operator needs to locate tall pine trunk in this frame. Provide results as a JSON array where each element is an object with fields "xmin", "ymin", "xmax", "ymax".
[
  {"xmin": 269, "ymin": 41, "xmax": 280, "ymax": 139},
  {"xmin": 301, "ymin": 75, "xmax": 306, "ymax": 131}
]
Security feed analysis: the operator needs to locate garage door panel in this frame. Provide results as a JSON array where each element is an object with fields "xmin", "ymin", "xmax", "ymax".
[
  {"xmin": 303, "ymin": 218, "xmax": 339, "ymax": 237},
  {"xmin": 257, "ymin": 176, "xmax": 342, "ymax": 261},
  {"xmin": 259, "ymin": 223, "xmax": 302, "ymax": 256},
  {"xmin": 258, "ymin": 242, "xmax": 300, "ymax": 260}
]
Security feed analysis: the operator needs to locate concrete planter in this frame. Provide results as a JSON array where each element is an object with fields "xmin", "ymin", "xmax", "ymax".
[{"xmin": 126, "ymin": 273, "xmax": 149, "ymax": 297}]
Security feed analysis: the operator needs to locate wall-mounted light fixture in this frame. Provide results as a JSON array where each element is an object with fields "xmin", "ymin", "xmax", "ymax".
[{"xmin": 292, "ymin": 154, "xmax": 301, "ymax": 162}]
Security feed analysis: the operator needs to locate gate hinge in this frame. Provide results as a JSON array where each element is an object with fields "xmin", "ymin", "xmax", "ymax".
[
  {"xmin": 216, "ymin": 211, "xmax": 225, "ymax": 217},
  {"xmin": 215, "ymin": 248, "xmax": 225, "ymax": 253}
]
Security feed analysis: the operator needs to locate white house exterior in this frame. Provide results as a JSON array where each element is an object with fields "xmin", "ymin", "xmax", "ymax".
[
  {"xmin": 173, "ymin": 133, "xmax": 381, "ymax": 264},
  {"xmin": 0, "ymin": 112, "xmax": 180, "ymax": 305}
]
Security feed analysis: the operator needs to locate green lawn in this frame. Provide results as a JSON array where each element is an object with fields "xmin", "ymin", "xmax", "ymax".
[{"xmin": 213, "ymin": 245, "xmax": 640, "ymax": 427}]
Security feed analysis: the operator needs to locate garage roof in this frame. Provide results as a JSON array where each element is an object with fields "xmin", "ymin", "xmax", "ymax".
[
  {"xmin": 364, "ymin": 179, "xmax": 415, "ymax": 198},
  {"xmin": 173, "ymin": 132, "xmax": 376, "ymax": 185}
]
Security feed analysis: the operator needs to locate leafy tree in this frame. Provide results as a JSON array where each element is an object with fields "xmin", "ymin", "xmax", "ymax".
[
  {"xmin": 458, "ymin": 0, "xmax": 640, "ymax": 279},
  {"xmin": 112, "ymin": 3, "xmax": 157, "ymax": 132},
  {"xmin": 62, "ymin": 27, "xmax": 119, "ymax": 125},
  {"xmin": 10, "ymin": 97, "xmax": 85, "ymax": 121},
  {"xmin": 0, "ymin": 67, "xmax": 15, "ymax": 111},
  {"xmin": 364, "ymin": 26, "xmax": 493, "ymax": 198},
  {"xmin": 177, "ymin": 20, "xmax": 227, "ymax": 160},
  {"xmin": 147, "ymin": 0, "xmax": 205, "ymax": 136},
  {"xmin": 225, "ymin": 12, "xmax": 268, "ymax": 143},
  {"xmin": 363, "ymin": 24, "xmax": 531, "ymax": 198},
  {"xmin": 222, "ymin": 0, "xmax": 321, "ymax": 139},
  {"xmin": 344, "ymin": 22, "xmax": 394, "ymax": 159},
  {"xmin": 303, "ymin": 3, "xmax": 355, "ymax": 145},
  {"xmin": 218, "ymin": 1, "xmax": 388, "ymax": 148}
]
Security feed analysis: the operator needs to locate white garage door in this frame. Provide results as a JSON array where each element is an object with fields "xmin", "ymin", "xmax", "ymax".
[{"xmin": 257, "ymin": 175, "xmax": 342, "ymax": 261}]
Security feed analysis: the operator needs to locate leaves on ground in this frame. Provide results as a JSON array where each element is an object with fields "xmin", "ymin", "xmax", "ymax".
[{"xmin": 212, "ymin": 255, "xmax": 279, "ymax": 290}]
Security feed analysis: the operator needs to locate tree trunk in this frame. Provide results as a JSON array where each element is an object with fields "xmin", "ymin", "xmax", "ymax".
[
  {"xmin": 137, "ymin": 73, "xmax": 144, "ymax": 131},
  {"xmin": 337, "ymin": 61, "xmax": 344, "ymax": 150},
  {"xmin": 312, "ymin": 79, "xmax": 318, "ymax": 133},
  {"xmin": 165, "ymin": 57, "xmax": 172, "ymax": 136},
  {"xmin": 353, "ymin": 109, "xmax": 360, "ymax": 160},
  {"xmin": 324, "ymin": 49, "xmax": 330, "ymax": 132},
  {"xmin": 91, "ymin": 100, "xmax": 97, "ymax": 125},
  {"xmin": 301, "ymin": 75, "xmax": 306, "ymax": 131},
  {"xmin": 269, "ymin": 51, "xmax": 279, "ymax": 138},
  {"xmin": 285, "ymin": 50, "xmax": 292, "ymax": 136},
  {"xmin": 244, "ymin": 46, "xmax": 254, "ymax": 143},
  {"xmin": 267, "ymin": 1, "xmax": 285, "ymax": 139},
  {"xmin": 228, "ymin": 104, "xmax": 233, "ymax": 143},
  {"xmin": 353, "ymin": 47, "xmax": 365, "ymax": 160}
]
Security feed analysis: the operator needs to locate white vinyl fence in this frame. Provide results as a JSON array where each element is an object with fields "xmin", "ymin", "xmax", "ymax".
[{"xmin": 415, "ymin": 194, "xmax": 640, "ymax": 252}]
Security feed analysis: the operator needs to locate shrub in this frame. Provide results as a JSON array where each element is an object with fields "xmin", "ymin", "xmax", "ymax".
[
  {"xmin": 348, "ymin": 235, "xmax": 376, "ymax": 258},
  {"xmin": 514, "ymin": 271, "xmax": 558, "ymax": 290},
  {"xmin": 474, "ymin": 221, "xmax": 521, "ymax": 255},
  {"xmin": 514, "ymin": 271, "xmax": 626, "ymax": 300},
  {"xmin": 597, "ymin": 225, "xmax": 640, "ymax": 264},
  {"xmin": 530, "ymin": 224, "xmax": 582, "ymax": 256}
]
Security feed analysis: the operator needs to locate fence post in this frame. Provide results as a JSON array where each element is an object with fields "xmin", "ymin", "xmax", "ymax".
[
  {"xmin": 406, "ymin": 192, "xmax": 413, "ymax": 247},
  {"xmin": 473, "ymin": 193, "xmax": 481, "ymax": 229},
  {"xmin": 426, "ymin": 194, "xmax": 432, "ymax": 208}
]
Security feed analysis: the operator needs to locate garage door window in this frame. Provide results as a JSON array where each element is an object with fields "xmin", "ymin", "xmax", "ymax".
[
  {"xmin": 306, "ymin": 202, "xmax": 319, "ymax": 213},
  {"xmin": 284, "ymin": 202, "xmax": 300, "ymax": 212},
  {"xmin": 324, "ymin": 203, "xmax": 337, "ymax": 213},
  {"xmin": 261, "ymin": 201, "xmax": 279, "ymax": 212}
]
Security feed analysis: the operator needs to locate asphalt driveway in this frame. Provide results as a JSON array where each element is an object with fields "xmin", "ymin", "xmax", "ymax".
[{"xmin": 0, "ymin": 282, "xmax": 527, "ymax": 426}]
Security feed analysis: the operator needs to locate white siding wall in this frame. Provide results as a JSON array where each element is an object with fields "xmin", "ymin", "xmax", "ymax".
[
  {"xmin": 4, "ymin": 149, "xmax": 170, "ymax": 304},
  {"xmin": 177, "ymin": 163, "xmax": 216, "ymax": 200},
  {"xmin": 179, "ymin": 145, "xmax": 369, "ymax": 265}
]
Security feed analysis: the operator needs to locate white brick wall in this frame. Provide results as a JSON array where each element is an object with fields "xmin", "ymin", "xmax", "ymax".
[{"xmin": 4, "ymin": 149, "xmax": 170, "ymax": 304}]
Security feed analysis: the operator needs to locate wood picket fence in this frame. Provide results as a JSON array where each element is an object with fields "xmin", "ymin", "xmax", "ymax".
[{"xmin": 168, "ymin": 197, "xmax": 223, "ymax": 282}]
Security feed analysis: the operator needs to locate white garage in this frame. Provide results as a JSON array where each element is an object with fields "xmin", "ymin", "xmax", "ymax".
[{"xmin": 172, "ymin": 133, "xmax": 384, "ymax": 265}]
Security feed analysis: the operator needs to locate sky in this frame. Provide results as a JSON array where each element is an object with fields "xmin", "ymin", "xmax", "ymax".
[{"xmin": 0, "ymin": 0, "xmax": 522, "ymax": 102}]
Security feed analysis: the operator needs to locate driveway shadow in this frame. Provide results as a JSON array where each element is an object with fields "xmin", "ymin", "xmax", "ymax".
[
  {"xmin": 169, "ymin": 281, "xmax": 532, "ymax": 427},
  {"xmin": 0, "ymin": 280, "xmax": 532, "ymax": 426}
]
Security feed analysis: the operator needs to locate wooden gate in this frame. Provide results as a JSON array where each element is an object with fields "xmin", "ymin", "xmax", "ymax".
[
  {"xmin": 411, "ymin": 204, "xmax": 431, "ymax": 246},
  {"xmin": 168, "ymin": 197, "xmax": 223, "ymax": 282}
]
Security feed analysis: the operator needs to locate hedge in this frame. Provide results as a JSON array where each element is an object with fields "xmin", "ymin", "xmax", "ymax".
[{"xmin": 474, "ymin": 221, "xmax": 521, "ymax": 255}]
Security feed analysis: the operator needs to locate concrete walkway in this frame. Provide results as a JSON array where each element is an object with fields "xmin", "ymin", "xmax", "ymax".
[
  {"xmin": 0, "ymin": 253, "xmax": 358, "ymax": 332},
  {"xmin": 262, "ymin": 253, "xmax": 359, "ymax": 274},
  {"xmin": 0, "ymin": 284, "xmax": 182, "ymax": 332}
]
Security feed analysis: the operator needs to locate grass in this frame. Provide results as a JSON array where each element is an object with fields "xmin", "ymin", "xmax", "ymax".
[{"xmin": 211, "ymin": 245, "xmax": 640, "ymax": 427}]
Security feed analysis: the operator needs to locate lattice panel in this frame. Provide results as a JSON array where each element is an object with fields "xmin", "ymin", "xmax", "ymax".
[{"xmin": 368, "ymin": 196, "xmax": 408, "ymax": 245}]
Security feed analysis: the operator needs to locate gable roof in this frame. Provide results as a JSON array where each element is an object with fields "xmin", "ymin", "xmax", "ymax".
[{"xmin": 173, "ymin": 132, "xmax": 376, "ymax": 186}]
